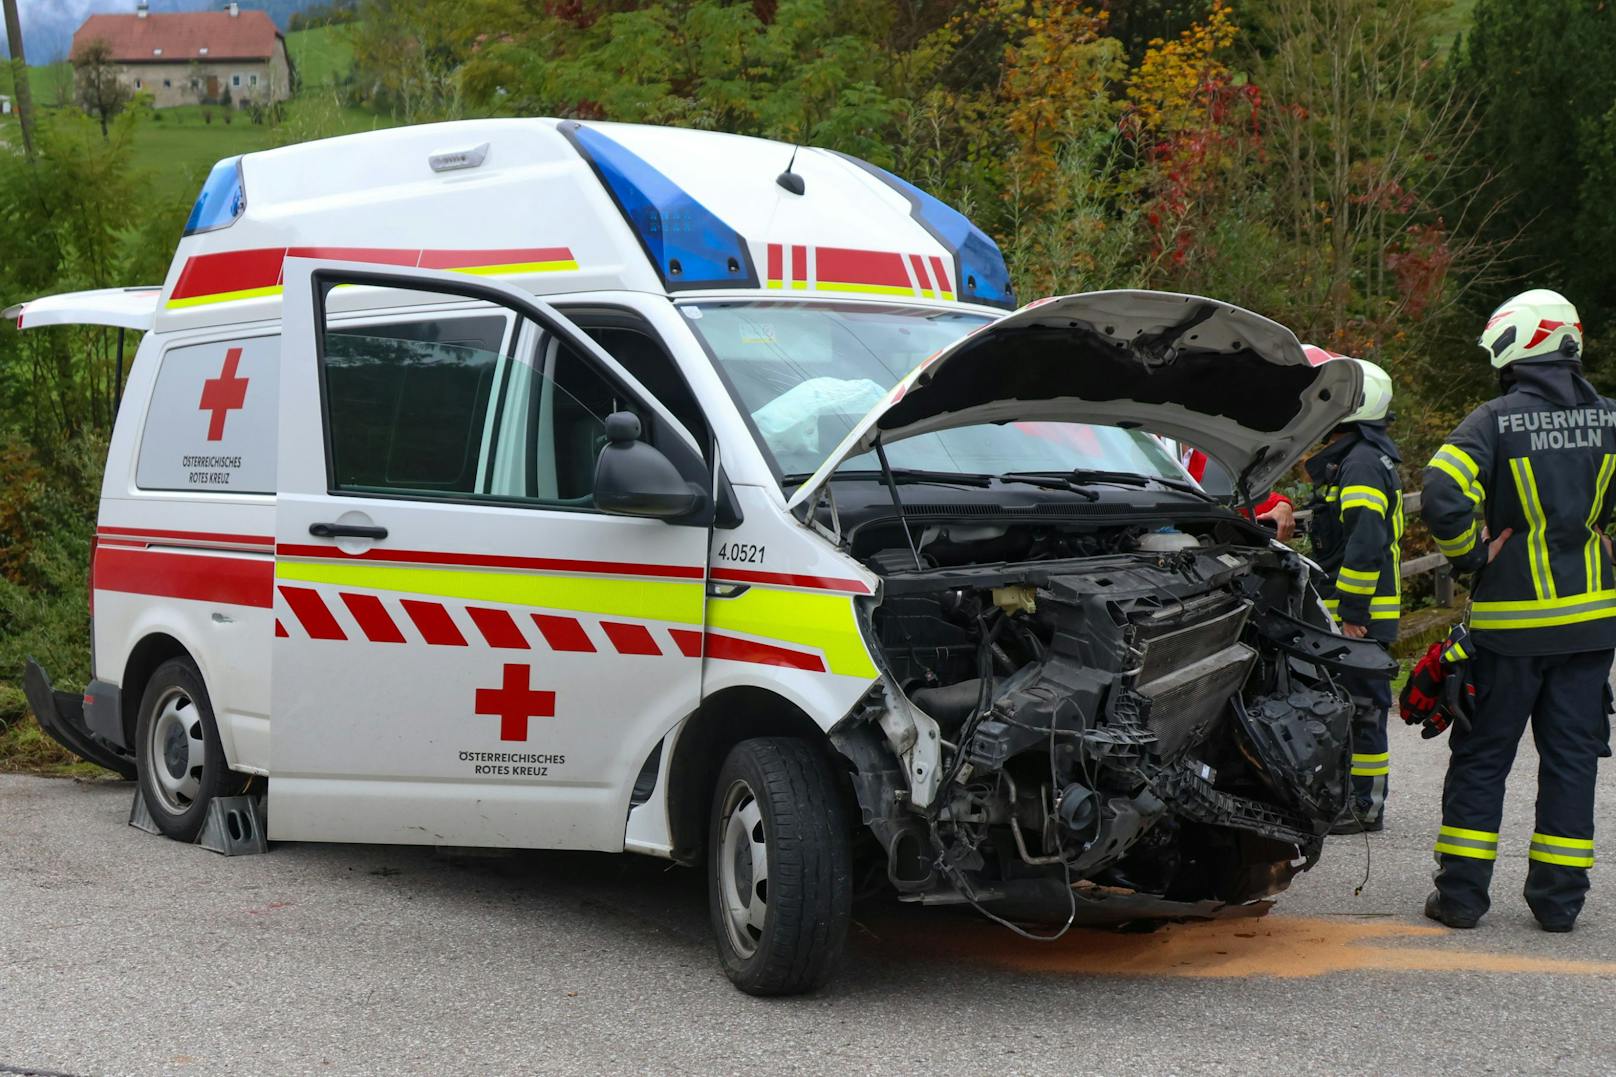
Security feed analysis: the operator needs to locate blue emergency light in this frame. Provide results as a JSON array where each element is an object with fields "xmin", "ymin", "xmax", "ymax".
[
  {"xmin": 183, "ymin": 156, "xmax": 247, "ymax": 237},
  {"xmin": 563, "ymin": 122, "xmax": 757, "ymax": 291},
  {"xmin": 833, "ymin": 152, "xmax": 1015, "ymax": 310}
]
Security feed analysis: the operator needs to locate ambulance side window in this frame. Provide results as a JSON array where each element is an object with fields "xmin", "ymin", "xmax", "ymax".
[
  {"xmin": 484, "ymin": 334, "xmax": 623, "ymax": 506},
  {"xmin": 323, "ymin": 315, "xmax": 508, "ymax": 498},
  {"xmin": 320, "ymin": 313, "xmax": 637, "ymax": 511}
]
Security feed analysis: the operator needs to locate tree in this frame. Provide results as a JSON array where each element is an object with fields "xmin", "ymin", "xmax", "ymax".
[
  {"xmin": 71, "ymin": 38, "xmax": 130, "ymax": 138},
  {"xmin": 3, "ymin": 0, "xmax": 35, "ymax": 157},
  {"xmin": 1455, "ymin": 0, "xmax": 1616, "ymax": 339},
  {"xmin": 1247, "ymin": 0, "xmax": 1505, "ymax": 351}
]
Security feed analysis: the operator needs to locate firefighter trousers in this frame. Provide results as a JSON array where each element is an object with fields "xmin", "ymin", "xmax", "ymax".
[
  {"xmin": 1342, "ymin": 659, "xmax": 1392, "ymax": 823},
  {"xmin": 1433, "ymin": 646, "xmax": 1613, "ymax": 926}
]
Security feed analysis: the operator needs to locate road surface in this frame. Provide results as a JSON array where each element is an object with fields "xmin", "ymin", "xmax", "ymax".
[{"xmin": 3, "ymin": 718, "xmax": 1613, "ymax": 1075}]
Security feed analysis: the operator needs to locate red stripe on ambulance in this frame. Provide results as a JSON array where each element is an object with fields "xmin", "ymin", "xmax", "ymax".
[
  {"xmin": 531, "ymin": 613, "xmax": 596, "ymax": 652},
  {"xmin": 275, "ymin": 543, "xmax": 704, "ymax": 581},
  {"xmin": 280, "ymin": 586, "xmax": 347, "ymax": 639},
  {"xmin": 667, "ymin": 628, "xmax": 824, "ymax": 671},
  {"xmin": 167, "ymin": 246, "xmax": 578, "ymax": 303},
  {"xmin": 908, "ymin": 254, "xmax": 933, "ymax": 291},
  {"xmin": 401, "ymin": 599, "xmax": 467, "ymax": 647},
  {"xmin": 816, "ymin": 247, "xmax": 910, "ymax": 289},
  {"xmin": 601, "ymin": 621, "xmax": 661, "ymax": 656},
  {"xmin": 467, "ymin": 607, "xmax": 530, "ymax": 649},
  {"xmin": 94, "ymin": 545, "xmax": 273, "ymax": 607},
  {"xmin": 340, "ymin": 592, "xmax": 406, "ymax": 643},
  {"xmin": 418, "ymin": 248, "xmax": 572, "ymax": 269}
]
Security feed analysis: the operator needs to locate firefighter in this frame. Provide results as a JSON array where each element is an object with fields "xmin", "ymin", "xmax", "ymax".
[
  {"xmin": 1422, "ymin": 288, "xmax": 1616, "ymax": 932},
  {"xmin": 1304, "ymin": 358, "xmax": 1402, "ymax": 833}
]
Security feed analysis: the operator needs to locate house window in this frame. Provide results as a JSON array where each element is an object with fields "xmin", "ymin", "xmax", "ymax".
[
  {"xmin": 133, "ymin": 78, "xmax": 142, "ymax": 89},
  {"xmin": 163, "ymin": 79, "xmax": 171, "ymax": 88},
  {"xmin": 232, "ymin": 74, "xmax": 241, "ymax": 87},
  {"xmin": 250, "ymin": 74, "xmax": 258, "ymax": 86}
]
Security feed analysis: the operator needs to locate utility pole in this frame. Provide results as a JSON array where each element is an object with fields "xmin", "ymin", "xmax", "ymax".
[{"xmin": 2, "ymin": 0, "xmax": 35, "ymax": 158}]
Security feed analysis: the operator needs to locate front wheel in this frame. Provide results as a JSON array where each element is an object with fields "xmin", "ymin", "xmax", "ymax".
[
  {"xmin": 135, "ymin": 657, "xmax": 242, "ymax": 842},
  {"xmin": 708, "ymin": 737, "xmax": 851, "ymax": 996}
]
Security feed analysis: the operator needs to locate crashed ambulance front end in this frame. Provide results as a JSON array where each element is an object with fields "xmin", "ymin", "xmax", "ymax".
[{"xmin": 704, "ymin": 290, "xmax": 1396, "ymax": 924}]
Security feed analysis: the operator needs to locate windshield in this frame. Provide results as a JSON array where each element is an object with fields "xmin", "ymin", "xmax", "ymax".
[{"xmin": 683, "ymin": 301, "xmax": 1188, "ymax": 482}]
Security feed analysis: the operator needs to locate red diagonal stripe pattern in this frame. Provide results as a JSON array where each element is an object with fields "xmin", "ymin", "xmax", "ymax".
[
  {"xmin": 531, "ymin": 613, "xmax": 595, "ymax": 652},
  {"xmin": 600, "ymin": 621, "xmax": 661, "ymax": 656},
  {"xmin": 280, "ymin": 585, "xmax": 346, "ymax": 640},
  {"xmin": 467, "ymin": 607, "xmax": 530, "ymax": 649},
  {"xmin": 401, "ymin": 600, "xmax": 467, "ymax": 646},
  {"xmin": 341, "ymin": 592, "xmax": 405, "ymax": 643},
  {"xmin": 286, "ymin": 594, "xmax": 828, "ymax": 673}
]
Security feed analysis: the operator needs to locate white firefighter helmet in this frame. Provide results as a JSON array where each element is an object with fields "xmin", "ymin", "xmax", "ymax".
[
  {"xmin": 1302, "ymin": 346, "xmax": 1392, "ymax": 424},
  {"xmin": 1345, "ymin": 358, "xmax": 1393, "ymax": 424},
  {"xmin": 1479, "ymin": 289, "xmax": 1582, "ymax": 368}
]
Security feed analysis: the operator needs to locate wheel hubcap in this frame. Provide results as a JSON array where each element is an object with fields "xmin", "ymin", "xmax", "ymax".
[
  {"xmin": 147, "ymin": 687, "xmax": 204, "ymax": 815},
  {"xmin": 719, "ymin": 779, "xmax": 769, "ymax": 958}
]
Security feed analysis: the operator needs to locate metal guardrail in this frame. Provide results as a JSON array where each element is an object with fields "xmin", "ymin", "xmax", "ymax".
[{"xmin": 1294, "ymin": 489, "xmax": 1457, "ymax": 606}]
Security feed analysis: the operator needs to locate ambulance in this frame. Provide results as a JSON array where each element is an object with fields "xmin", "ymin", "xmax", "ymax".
[{"xmin": 15, "ymin": 118, "xmax": 1392, "ymax": 995}]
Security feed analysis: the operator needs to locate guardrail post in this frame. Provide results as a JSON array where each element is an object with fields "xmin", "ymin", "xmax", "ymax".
[{"xmin": 1435, "ymin": 563, "xmax": 1454, "ymax": 607}]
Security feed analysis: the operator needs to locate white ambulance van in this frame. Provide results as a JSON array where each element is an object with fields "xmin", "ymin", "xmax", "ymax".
[{"xmin": 16, "ymin": 118, "xmax": 1392, "ymax": 994}]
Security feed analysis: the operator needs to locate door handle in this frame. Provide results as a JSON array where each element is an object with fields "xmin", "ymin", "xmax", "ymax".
[{"xmin": 309, "ymin": 522, "xmax": 388, "ymax": 540}]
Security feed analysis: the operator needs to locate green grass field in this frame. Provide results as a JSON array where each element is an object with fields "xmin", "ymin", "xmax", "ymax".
[
  {"xmin": 2, "ymin": 26, "xmax": 377, "ymax": 203},
  {"xmin": 287, "ymin": 23, "xmax": 355, "ymax": 90}
]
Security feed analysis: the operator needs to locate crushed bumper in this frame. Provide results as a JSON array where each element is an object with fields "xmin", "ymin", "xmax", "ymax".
[{"xmin": 20, "ymin": 658, "xmax": 136, "ymax": 779}]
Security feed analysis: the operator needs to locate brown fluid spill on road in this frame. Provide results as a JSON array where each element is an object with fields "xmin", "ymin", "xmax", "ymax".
[{"xmin": 875, "ymin": 915, "xmax": 1616, "ymax": 978}]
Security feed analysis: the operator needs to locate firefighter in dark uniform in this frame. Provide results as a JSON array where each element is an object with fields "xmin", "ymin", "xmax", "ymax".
[
  {"xmin": 1304, "ymin": 358, "xmax": 1402, "ymax": 833},
  {"xmin": 1422, "ymin": 289, "xmax": 1615, "ymax": 932}
]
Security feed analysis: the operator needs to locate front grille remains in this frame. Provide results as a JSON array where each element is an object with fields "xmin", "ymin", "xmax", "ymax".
[{"xmin": 1131, "ymin": 596, "xmax": 1256, "ymax": 757}]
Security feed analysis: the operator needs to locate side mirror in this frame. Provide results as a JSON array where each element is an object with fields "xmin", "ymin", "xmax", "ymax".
[{"xmin": 593, "ymin": 411, "xmax": 706, "ymax": 519}]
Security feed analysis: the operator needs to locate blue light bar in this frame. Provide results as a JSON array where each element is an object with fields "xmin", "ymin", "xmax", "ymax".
[
  {"xmin": 183, "ymin": 156, "xmax": 247, "ymax": 236},
  {"xmin": 833, "ymin": 153, "xmax": 1014, "ymax": 309},
  {"xmin": 562, "ymin": 123, "xmax": 757, "ymax": 291}
]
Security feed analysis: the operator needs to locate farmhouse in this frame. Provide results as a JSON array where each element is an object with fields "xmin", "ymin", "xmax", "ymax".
[{"xmin": 71, "ymin": 3, "xmax": 290, "ymax": 110}]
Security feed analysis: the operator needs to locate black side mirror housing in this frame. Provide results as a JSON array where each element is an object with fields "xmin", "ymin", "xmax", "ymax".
[{"xmin": 594, "ymin": 411, "xmax": 707, "ymax": 520}]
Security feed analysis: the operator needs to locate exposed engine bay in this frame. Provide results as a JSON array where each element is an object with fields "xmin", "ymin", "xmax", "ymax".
[{"xmin": 831, "ymin": 506, "xmax": 1395, "ymax": 928}]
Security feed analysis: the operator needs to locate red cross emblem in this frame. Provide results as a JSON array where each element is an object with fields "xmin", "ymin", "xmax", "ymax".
[
  {"xmin": 199, "ymin": 347, "xmax": 249, "ymax": 441},
  {"xmin": 474, "ymin": 664, "xmax": 556, "ymax": 742}
]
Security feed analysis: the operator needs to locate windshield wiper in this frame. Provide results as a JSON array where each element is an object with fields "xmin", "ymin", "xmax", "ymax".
[
  {"xmin": 1002, "ymin": 469, "xmax": 1217, "ymax": 503},
  {"xmin": 993, "ymin": 473, "xmax": 1100, "ymax": 500},
  {"xmin": 786, "ymin": 468, "xmax": 995, "ymax": 488}
]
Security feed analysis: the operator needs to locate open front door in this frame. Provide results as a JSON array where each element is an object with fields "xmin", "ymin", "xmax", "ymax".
[{"xmin": 269, "ymin": 259, "xmax": 710, "ymax": 850}]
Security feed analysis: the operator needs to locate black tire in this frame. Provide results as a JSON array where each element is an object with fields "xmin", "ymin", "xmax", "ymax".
[
  {"xmin": 134, "ymin": 657, "xmax": 242, "ymax": 843},
  {"xmin": 707, "ymin": 737, "xmax": 851, "ymax": 995}
]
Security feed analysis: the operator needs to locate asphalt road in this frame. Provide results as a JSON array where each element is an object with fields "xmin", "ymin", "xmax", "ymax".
[{"xmin": 3, "ymin": 719, "xmax": 1615, "ymax": 1076}]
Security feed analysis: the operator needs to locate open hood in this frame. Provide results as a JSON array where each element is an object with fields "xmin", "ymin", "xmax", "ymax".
[{"xmin": 786, "ymin": 290, "xmax": 1361, "ymax": 509}]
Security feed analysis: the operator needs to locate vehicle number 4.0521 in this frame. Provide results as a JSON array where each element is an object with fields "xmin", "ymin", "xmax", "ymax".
[{"xmin": 717, "ymin": 543, "xmax": 765, "ymax": 564}]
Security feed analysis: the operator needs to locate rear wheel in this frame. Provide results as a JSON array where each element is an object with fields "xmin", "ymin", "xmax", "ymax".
[
  {"xmin": 708, "ymin": 737, "xmax": 851, "ymax": 995},
  {"xmin": 135, "ymin": 658, "xmax": 241, "ymax": 842}
]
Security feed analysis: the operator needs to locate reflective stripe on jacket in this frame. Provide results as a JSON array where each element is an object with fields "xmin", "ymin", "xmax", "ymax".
[
  {"xmin": 1307, "ymin": 431, "xmax": 1403, "ymax": 643},
  {"xmin": 1421, "ymin": 362, "xmax": 1616, "ymax": 655}
]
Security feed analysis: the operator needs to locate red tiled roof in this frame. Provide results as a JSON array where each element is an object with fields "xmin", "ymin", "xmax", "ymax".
[{"xmin": 71, "ymin": 10, "xmax": 283, "ymax": 64}]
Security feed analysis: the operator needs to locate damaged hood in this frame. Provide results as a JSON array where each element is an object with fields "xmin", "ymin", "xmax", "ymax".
[{"xmin": 787, "ymin": 291, "xmax": 1362, "ymax": 509}]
